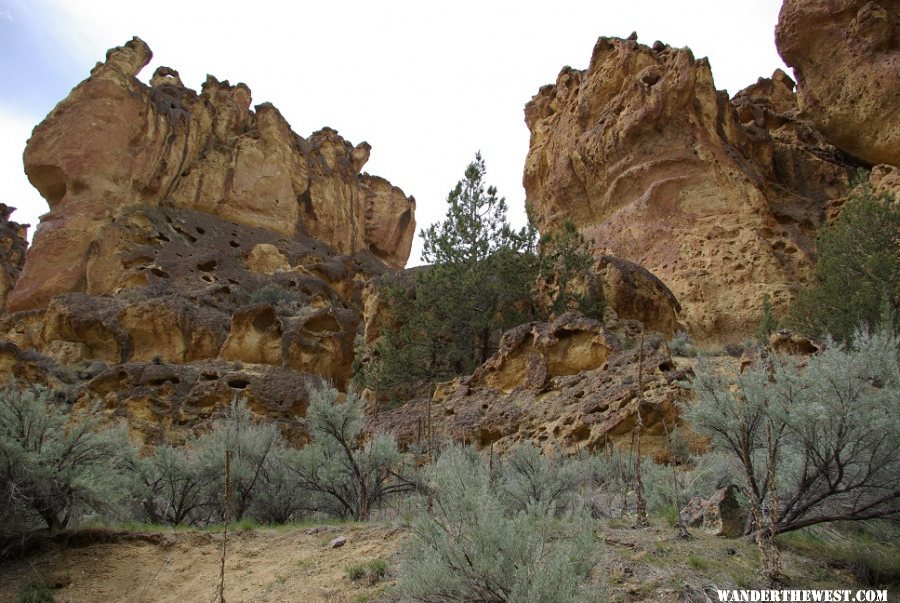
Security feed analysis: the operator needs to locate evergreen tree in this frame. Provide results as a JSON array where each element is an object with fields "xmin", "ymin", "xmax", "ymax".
[
  {"xmin": 785, "ymin": 183, "xmax": 899, "ymax": 342},
  {"xmin": 361, "ymin": 154, "xmax": 538, "ymax": 398},
  {"xmin": 538, "ymin": 220, "xmax": 605, "ymax": 319}
]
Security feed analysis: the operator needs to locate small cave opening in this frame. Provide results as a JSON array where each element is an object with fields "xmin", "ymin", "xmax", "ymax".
[
  {"xmin": 227, "ymin": 377, "xmax": 250, "ymax": 389},
  {"xmin": 197, "ymin": 259, "xmax": 217, "ymax": 272}
]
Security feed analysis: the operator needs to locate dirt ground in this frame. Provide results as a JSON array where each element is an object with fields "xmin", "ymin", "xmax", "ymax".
[
  {"xmin": 0, "ymin": 523, "xmax": 405, "ymax": 603},
  {"xmin": 0, "ymin": 517, "xmax": 881, "ymax": 602}
]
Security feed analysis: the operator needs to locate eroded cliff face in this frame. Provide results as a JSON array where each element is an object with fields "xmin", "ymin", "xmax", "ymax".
[
  {"xmin": 524, "ymin": 37, "xmax": 857, "ymax": 341},
  {"xmin": 0, "ymin": 38, "xmax": 415, "ymax": 444},
  {"xmin": 11, "ymin": 36, "xmax": 414, "ymax": 314},
  {"xmin": 776, "ymin": 0, "xmax": 900, "ymax": 167}
]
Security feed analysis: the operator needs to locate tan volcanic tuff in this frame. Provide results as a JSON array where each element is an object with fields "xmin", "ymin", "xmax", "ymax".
[
  {"xmin": 524, "ymin": 36, "xmax": 856, "ymax": 341},
  {"xmin": 370, "ymin": 313, "xmax": 700, "ymax": 462},
  {"xmin": 10, "ymin": 36, "xmax": 415, "ymax": 313},
  {"xmin": 776, "ymin": 0, "xmax": 900, "ymax": 167},
  {"xmin": 0, "ymin": 38, "xmax": 420, "ymax": 444}
]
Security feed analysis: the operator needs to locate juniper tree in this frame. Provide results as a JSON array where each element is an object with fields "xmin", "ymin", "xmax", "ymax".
[
  {"xmin": 363, "ymin": 154, "xmax": 539, "ymax": 395},
  {"xmin": 785, "ymin": 183, "xmax": 899, "ymax": 341},
  {"xmin": 538, "ymin": 220, "xmax": 605, "ymax": 320}
]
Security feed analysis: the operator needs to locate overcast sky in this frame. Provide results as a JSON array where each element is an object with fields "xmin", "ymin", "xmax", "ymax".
[{"xmin": 0, "ymin": 0, "xmax": 788, "ymax": 266}]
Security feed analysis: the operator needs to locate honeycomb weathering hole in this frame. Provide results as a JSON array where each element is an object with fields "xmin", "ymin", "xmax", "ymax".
[{"xmin": 28, "ymin": 164, "xmax": 68, "ymax": 205}]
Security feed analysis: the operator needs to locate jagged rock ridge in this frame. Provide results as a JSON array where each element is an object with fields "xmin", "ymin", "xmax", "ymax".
[
  {"xmin": 0, "ymin": 37, "xmax": 416, "ymax": 444},
  {"xmin": 524, "ymin": 36, "xmax": 857, "ymax": 341},
  {"xmin": 11, "ymin": 36, "xmax": 415, "ymax": 314}
]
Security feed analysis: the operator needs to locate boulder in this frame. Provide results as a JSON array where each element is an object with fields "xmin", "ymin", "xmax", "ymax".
[{"xmin": 680, "ymin": 485, "xmax": 746, "ymax": 537}]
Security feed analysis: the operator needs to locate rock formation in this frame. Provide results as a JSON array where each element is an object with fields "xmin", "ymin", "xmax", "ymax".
[
  {"xmin": 0, "ymin": 38, "xmax": 415, "ymax": 444},
  {"xmin": 680, "ymin": 485, "xmax": 746, "ymax": 537},
  {"xmin": 370, "ymin": 313, "xmax": 698, "ymax": 462},
  {"xmin": 0, "ymin": 205, "xmax": 27, "ymax": 312},
  {"xmin": 776, "ymin": 0, "xmax": 900, "ymax": 167},
  {"xmin": 11, "ymin": 36, "xmax": 414, "ymax": 314},
  {"xmin": 524, "ymin": 37, "xmax": 857, "ymax": 341}
]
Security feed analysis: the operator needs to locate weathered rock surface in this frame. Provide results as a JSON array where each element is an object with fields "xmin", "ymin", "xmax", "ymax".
[
  {"xmin": 370, "ymin": 314, "xmax": 698, "ymax": 462},
  {"xmin": 525, "ymin": 36, "xmax": 857, "ymax": 341},
  {"xmin": 0, "ymin": 38, "xmax": 416, "ymax": 444},
  {"xmin": 776, "ymin": 0, "xmax": 900, "ymax": 166},
  {"xmin": 0, "ymin": 341, "xmax": 316, "ymax": 446},
  {"xmin": 11, "ymin": 37, "xmax": 414, "ymax": 314},
  {"xmin": 680, "ymin": 485, "xmax": 746, "ymax": 537},
  {"xmin": 0, "ymin": 205, "xmax": 27, "ymax": 312},
  {"xmin": 595, "ymin": 257, "xmax": 681, "ymax": 338}
]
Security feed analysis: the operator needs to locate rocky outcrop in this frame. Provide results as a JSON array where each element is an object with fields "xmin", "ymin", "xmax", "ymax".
[
  {"xmin": 0, "ymin": 38, "xmax": 416, "ymax": 444},
  {"xmin": 0, "ymin": 205, "xmax": 27, "ymax": 312},
  {"xmin": 370, "ymin": 314, "xmax": 698, "ymax": 461},
  {"xmin": 11, "ymin": 37, "xmax": 414, "ymax": 314},
  {"xmin": 524, "ymin": 37, "xmax": 857, "ymax": 341},
  {"xmin": 0, "ymin": 341, "xmax": 316, "ymax": 446},
  {"xmin": 776, "ymin": 0, "xmax": 900, "ymax": 167}
]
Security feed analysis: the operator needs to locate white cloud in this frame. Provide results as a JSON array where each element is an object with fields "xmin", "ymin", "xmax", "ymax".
[{"xmin": 3, "ymin": 0, "xmax": 790, "ymax": 263}]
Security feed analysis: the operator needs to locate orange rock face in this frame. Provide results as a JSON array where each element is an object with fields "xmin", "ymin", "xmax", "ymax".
[
  {"xmin": 0, "ymin": 38, "xmax": 417, "ymax": 444},
  {"xmin": 524, "ymin": 37, "xmax": 856, "ymax": 341},
  {"xmin": 10, "ymin": 37, "xmax": 415, "ymax": 314},
  {"xmin": 776, "ymin": 0, "xmax": 900, "ymax": 166}
]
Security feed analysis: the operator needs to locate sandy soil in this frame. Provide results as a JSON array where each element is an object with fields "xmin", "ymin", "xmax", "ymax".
[
  {"xmin": 0, "ymin": 523, "xmax": 405, "ymax": 603},
  {"xmin": 0, "ymin": 516, "xmax": 874, "ymax": 602}
]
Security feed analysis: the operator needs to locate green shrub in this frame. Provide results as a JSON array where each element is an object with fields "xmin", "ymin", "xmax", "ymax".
[
  {"xmin": 668, "ymin": 331, "xmax": 696, "ymax": 357},
  {"xmin": 755, "ymin": 295, "xmax": 776, "ymax": 344},
  {"xmin": 250, "ymin": 283, "xmax": 298, "ymax": 307},
  {"xmin": 17, "ymin": 579, "xmax": 55, "ymax": 603},
  {"xmin": 686, "ymin": 326, "xmax": 900, "ymax": 537},
  {"xmin": 641, "ymin": 452, "xmax": 733, "ymax": 517},
  {"xmin": 398, "ymin": 446, "xmax": 598, "ymax": 602},
  {"xmin": 285, "ymin": 385, "xmax": 412, "ymax": 520},
  {"xmin": 785, "ymin": 184, "xmax": 899, "ymax": 342},
  {"xmin": 347, "ymin": 558, "xmax": 389, "ymax": 584},
  {"xmin": 346, "ymin": 563, "xmax": 368, "ymax": 582},
  {"xmin": 0, "ymin": 382, "xmax": 135, "ymax": 532},
  {"xmin": 496, "ymin": 444, "xmax": 586, "ymax": 515}
]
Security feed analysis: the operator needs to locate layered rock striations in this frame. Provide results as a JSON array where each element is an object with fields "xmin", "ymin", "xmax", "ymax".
[
  {"xmin": 776, "ymin": 0, "xmax": 900, "ymax": 167},
  {"xmin": 1, "ymin": 38, "xmax": 415, "ymax": 444},
  {"xmin": 524, "ymin": 37, "xmax": 857, "ymax": 340}
]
